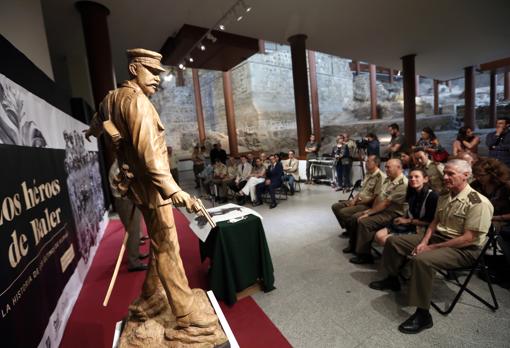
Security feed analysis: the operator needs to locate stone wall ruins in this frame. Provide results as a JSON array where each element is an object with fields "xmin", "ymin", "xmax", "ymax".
[{"xmin": 151, "ymin": 42, "xmax": 509, "ymax": 159}]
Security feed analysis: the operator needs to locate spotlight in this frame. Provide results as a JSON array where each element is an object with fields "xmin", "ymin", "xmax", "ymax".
[
  {"xmin": 206, "ymin": 32, "xmax": 217, "ymax": 43},
  {"xmin": 200, "ymin": 44, "xmax": 206, "ymax": 51},
  {"xmin": 241, "ymin": 0, "xmax": 251, "ymax": 12},
  {"xmin": 219, "ymin": 24, "xmax": 225, "ymax": 30},
  {"xmin": 178, "ymin": 63, "xmax": 184, "ymax": 70},
  {"xmin": 188, "ymin": 57, "xmax": 194, "ymax": 63},
  {"xmin": 237, "ymin": 15, "xmax": 243, "ymax": 21},
  {"xmin": 397, "ymin": 70, "xmax": 401, "ymax": 76}
]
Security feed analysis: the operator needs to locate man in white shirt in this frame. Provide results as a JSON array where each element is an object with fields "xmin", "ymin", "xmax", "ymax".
[
  {"xmin": 228, "ymin": 155, "xmax": 252, "ymax": 193},
  {"xmin": 282, "ymin": 150, "xmax": 299, "ymax": 194}
]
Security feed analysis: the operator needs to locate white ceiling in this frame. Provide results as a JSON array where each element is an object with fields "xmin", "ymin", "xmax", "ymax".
[{"xmin": 44, "ymin": 0, "xmax": 510, "ymax": 82}]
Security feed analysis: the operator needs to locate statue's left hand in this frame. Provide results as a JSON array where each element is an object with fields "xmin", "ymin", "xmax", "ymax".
[
  {"xmin": 82, "ymin": 128, "xmax": 93, "ymax": 142},
  {"xmin": 171, "ymin": 191, "xmax": 196, "ymax": 213}
]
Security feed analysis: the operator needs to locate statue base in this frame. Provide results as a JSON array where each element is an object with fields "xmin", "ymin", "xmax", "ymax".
[{"xmin": 118, "ymin": 289, "xmax": 229, "ymax": 348}]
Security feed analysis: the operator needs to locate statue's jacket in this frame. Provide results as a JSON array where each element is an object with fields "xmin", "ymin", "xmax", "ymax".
[{"xmin": 96, "ymin": 80, "xmax": 181, "ymax": 208}]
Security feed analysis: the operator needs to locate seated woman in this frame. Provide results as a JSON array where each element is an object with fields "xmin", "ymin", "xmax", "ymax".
[
  {"xmin": 414, "ymin": 127, "xmax": 435, "ymax": 150},
  {"xmin": 472, "ymin": 157, "xmax": 510, "ymax": 267},
  {"xmin": 452, "ymin": 126, "xmax": 480, "ymax": 156},
  {"xmin": 415, "ymin": 127, "xmax": 448, "ymax": 162},
  {"xmin": 238, "ymin": 157, "xmax": 266, "ymax": 205},
  {"xmin": 374, "ymin": 168, "xmax": 439, "ymax": 246}
]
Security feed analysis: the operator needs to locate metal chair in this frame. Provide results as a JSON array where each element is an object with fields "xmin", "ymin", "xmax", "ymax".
[
  {"xmin": 262, "ymin": 183, "xmax": 288, "ymax": 203},
  {"xmin": 431, "ymin": 226, "xmax": 499, "ymax": 315},
  {"xmin": 346, "ymin": 179, "xmax": 362, "ymax": 200}
]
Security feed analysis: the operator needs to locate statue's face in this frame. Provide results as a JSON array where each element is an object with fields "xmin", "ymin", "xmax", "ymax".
[{"xmin": 131, "ymin": 63, "xmax": 161, "ymax": 96}]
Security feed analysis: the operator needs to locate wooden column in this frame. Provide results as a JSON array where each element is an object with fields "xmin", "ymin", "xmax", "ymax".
[
  {"xmin": 75, "ymin": 1, "xmax": 115, "ymax": 208},
  {"xmin": 258, "ymin": 39, "xmax": 265, "ymax": 54},
  {"xmin": 222, "ymin": 71, "xmax": 238, "ymax": 156},
  {"xmin": 307, "ymin": 50, "xmax": 321, "ymax": 139},
  {"xmin": 75, "ymin": 1, "xmax": 115, "ymax": 109},
  {"xmin": 352, "ymin": 60, "xmax": 360, "ymax": 74},
  {"xmin": 505, "ymin": 72, "xmax": 510, "ymax": 100},
  {"xmin": 464, "ymin": 66, "xmax": 476, "ymax": 129},
  {"xmin": 176, "ymin": 69, "xmax": 185, "ymax": 86},
  {"xmin": 369, "ymin": 64, "xmax": 378, "ymax": 119},
  {"xmin": 489, "ymin": 71, "xmax": 497, "ymax": 128},
  {"xmin": 402, "ymin": 54, "xmax": 417, "ymax": 146},
  {"xmin": 192, "ymin": 69, "xmax": 206, "ymax": 145},
  {"xmin": 288, "ymin": 34, "xmax": 312, "ymax": 157},
  {"xmin": 433, "ymin": 79, "xmax": 440, "ymax": 114},
  {"xmin": 415, "ymin": 75, "xmax": 420, "ymax": 96},
  {"xmin": 388, "ymin": 68, "xmax": 394, "ymax": 84}
]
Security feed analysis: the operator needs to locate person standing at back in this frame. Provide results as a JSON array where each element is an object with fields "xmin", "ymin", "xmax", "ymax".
[
  {"xmin": 305, "ymin": 134, "xmax": 320, "ymax": 184},
  {"xmin": 486, "ymin": 117, "xmax": 510, "ymax": 167},
  {"xmin": 385, "ymin": 123, "xmax": 407, "ymax": 159}
]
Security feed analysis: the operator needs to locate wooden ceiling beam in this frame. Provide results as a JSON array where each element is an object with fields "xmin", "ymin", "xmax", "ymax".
[{"xmin": 160, "ymin": 24, "xmax": 259, "ymax": 71}]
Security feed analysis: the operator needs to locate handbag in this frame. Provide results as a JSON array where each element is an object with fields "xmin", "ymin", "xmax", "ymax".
[{"xmin": 432, "ymin": 149, "xmax": 449, "ymax": 163}]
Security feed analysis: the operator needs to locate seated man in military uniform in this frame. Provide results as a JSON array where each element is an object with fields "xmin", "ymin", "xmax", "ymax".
[
  {"xmin": 346, "ymin": 158, "xmax": 408, "ymax": 264},
  {"xmin": 331, "ymin": 155, "xmax": 385, "ymax": 238},
  {"xmin": 413, "ymin": 148, "xmax": 446, "ymax": 194},
  {"xmin": 369, "ymin": 159, "xmax": 493, "ymax": 334}
]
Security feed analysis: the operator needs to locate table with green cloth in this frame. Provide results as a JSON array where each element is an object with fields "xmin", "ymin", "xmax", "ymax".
[{"xmin": 199, "ymin": 214, "xmax": 275, "ymax": 305}]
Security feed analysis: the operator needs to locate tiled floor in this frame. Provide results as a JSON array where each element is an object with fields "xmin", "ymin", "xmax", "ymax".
[{"xmin": 179, "ymin": 171, "xmax": 510, "ymax": 347}]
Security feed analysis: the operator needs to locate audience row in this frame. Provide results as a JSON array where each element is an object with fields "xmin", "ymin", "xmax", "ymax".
[{"xmin": 332, "ymin": 148, "xmax": 510, "ymax": 334}]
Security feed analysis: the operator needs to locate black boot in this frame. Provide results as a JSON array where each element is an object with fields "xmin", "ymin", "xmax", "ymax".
[
  {"xmin": 398, "ymin": 308, "xmax": 433, "ymax": 334},
  {"xmin": 349, "ymin": 254, "xmax": 374, "ymax": 264},
  {"xmin": 369, "ymin": 276, "xmax": 401, "ymax": 291}
]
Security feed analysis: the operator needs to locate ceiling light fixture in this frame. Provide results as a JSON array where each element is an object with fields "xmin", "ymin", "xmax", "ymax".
[
  {"xmin": 206, "ymin": 32, "xmax": 217, "ymax": 43},
  {"xmin": 176, "ymin": 0, "xmax": 252, "ymax": 71},
  {"xmin": 241, "ymin": 0, "xmax": 251, "ymax": 12}
]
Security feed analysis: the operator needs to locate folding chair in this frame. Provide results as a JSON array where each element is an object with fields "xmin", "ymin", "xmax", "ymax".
[
  {"xmin": 294, "ymin": 176, "xmax": 302, "ymax": 192},
  {"xmin": 431, "ymin": 226, "xmax": 499, "ymax": 315},
  {"xmin": 262, "ymin": 184, "xmax": 288, "ymax": 203},
  {"xmin": 346, "ymin": 179, "xmax": 362, "ymax": 200}
]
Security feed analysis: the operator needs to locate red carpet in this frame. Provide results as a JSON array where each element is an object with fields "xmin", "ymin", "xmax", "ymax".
[{"xmin": 60, "ymin": 209, "xmax": 290, "ymax": 348}]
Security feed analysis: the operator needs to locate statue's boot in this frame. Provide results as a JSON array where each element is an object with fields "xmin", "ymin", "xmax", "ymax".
[
  {"xmin": 129, "ymin": 289, "xmax": 168, "ymax": 321},
  {"xmin": 176, "ymin": 308, "xmax": 218, "ymax": 328}
]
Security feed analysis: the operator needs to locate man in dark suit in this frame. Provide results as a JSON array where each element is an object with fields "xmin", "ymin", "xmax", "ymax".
[
  {"xmin": 254, "ymin": 154, "xmax": 283, "ymax": 209},
  {"xmin": 210, "ymin": 143, "xmax": 227, "ymax": 164}
]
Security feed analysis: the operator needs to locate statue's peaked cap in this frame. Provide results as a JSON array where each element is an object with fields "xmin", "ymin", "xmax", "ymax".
[{"xmin": 127, "ymin": 48, "xmax": 166, "ymax": 72}]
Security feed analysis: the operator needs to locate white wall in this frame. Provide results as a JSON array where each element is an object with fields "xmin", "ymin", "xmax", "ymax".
[{"xmin": 0, "ymin": 0, "xmax": 54, "ymax": 80}]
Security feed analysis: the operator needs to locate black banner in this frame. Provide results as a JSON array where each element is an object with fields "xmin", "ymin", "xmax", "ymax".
[{"xmin": 0, "ymin": 144, "xmax": 80, "ymax": 348}]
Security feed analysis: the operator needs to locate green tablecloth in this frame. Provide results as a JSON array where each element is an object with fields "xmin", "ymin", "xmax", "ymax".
[{"xmin": 199, "ymin": 214, "xmax": 275, "ymax": 305}]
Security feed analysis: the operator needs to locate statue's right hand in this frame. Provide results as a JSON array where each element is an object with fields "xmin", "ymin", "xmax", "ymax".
[{"xmin": 171, "ymin": 191, "xmax": 195, "ymax": 213}]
